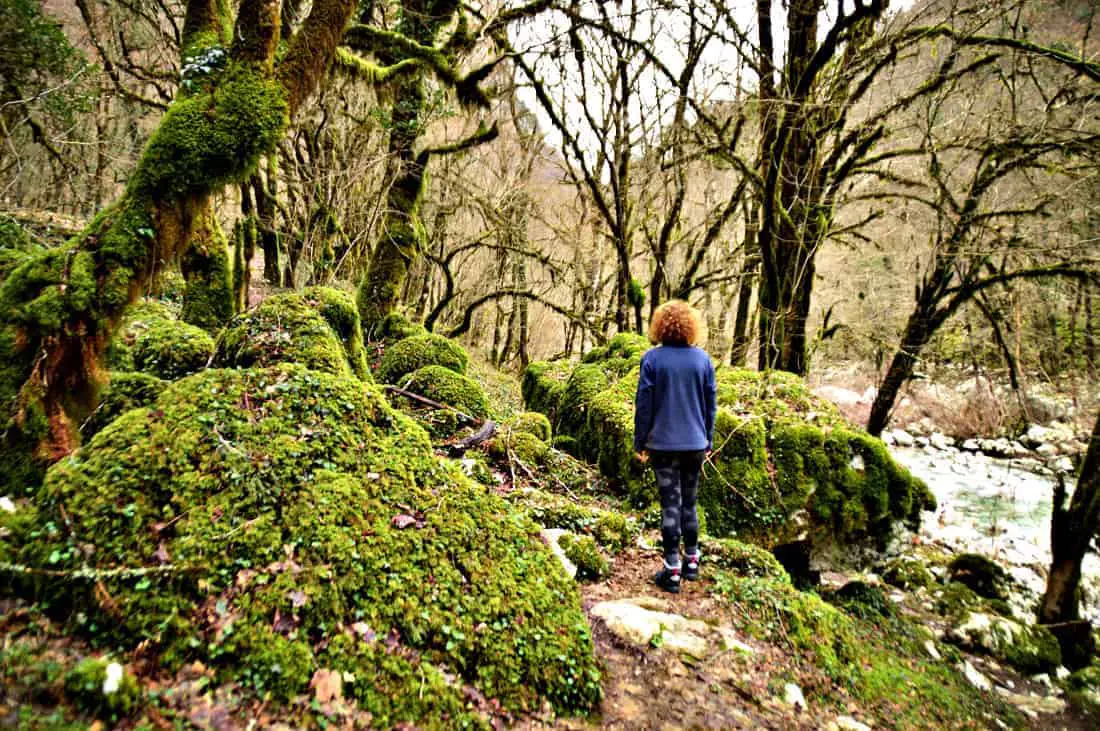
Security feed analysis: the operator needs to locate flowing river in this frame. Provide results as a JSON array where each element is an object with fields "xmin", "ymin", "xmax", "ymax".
[{"xmin": 890, "ymin": 446, "xmax": 1100, "ymax": 621}]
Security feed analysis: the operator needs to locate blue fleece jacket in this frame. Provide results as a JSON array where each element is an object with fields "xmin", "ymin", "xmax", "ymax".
[{"xmin": 633, "ymin": 344, "xmax": 717, "ymax": 453}]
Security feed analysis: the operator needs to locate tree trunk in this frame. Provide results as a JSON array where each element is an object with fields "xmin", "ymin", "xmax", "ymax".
[
  {"xmin": 867, "ymin": 309, "xmax": 938, "ymax": 436},
  {"xmin": 180, "ymin": 196, "xmax": 235, "ymax": 331},
  {"xmin": 0, "ymin": 0, "xmax": 356, "ymax": 467},
  {"xmin": 730, "ymin": 252, "xmax": 759, "ymax": 367}
]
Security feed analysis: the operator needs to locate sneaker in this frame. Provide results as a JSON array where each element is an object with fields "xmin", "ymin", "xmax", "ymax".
[
  {"xmin": 683, "ymin": 553, "xmax": 700, "ymax": 581},
  {"xmin": 654, "ymin": 567, "xmax": 681, "ymax": 594}
]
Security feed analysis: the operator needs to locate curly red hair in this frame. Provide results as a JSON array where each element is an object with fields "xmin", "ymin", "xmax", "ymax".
[{"xmin": 648, "ymin": 300, "xmax": 705, "ymax": 346}]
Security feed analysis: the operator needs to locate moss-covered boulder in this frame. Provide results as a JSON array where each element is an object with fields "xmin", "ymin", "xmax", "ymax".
[
  {"xmin": 393, "ymin": 365, "xmax": 490, "ymax": 438},
  {"xmin": 523, "ymin": 352, "xmax": 934, "ymax": 552},
  {"xmin": 375, "ymin": 310, "xmax": 428, "ymax": 341},
  {"xmin": 514, "ymin": 489, "xmax": 639, "ymax": 554},
  {"xmin": 504, "ymin": 412, "xmax": 552, "ymax": 443},
  {"xmin": 881, "ymin": 556, "xmax": 936, "ymax": 591},
  {"xmin": 2, "ymin": 365, "xmax": 600, "ymax": 719},
  {"xmin": 559, "ymin": 533, "xmax": 610, "ymax": 581},
  {"xmin": 377, "ymin": 333, "xmax": 468, "ymax": 384},
  {"xmin": 0, "ymin": 216, "xmax": 45, "ymax": 283},
  {"xmin": 214, "ymin": 292, "xmax": 368, "ymax": 380},
  {"xmin": 131, "ymin": 319, "xmax": 215, "ymax": 380},
  {"xmin": 947, "ymin": 553, "xmax": 1012, "ymax": 601},
  {"xmin": 489, "ymin": 430, "xmax": 550, "ymax": 465},
  {"xmin": 301, "ymin": 286, "xmax": 371, "ymax": 381},
  {"xmin": 701, "ymin": 537, "xmax": 789, "ymax": 581},
  {"xmin": 81, "ymin": 371, "xmax": 167, "ymax": 440},
  {"xmin": 945, "ymin": 611, "xmax": 1062, "ymax": 674}
]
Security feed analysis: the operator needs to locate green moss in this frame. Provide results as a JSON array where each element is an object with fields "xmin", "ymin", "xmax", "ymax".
[
  {"xmin": 935, "ymin": 582, "xmax": 984, "ymax": 621},
  {"xmin": 580, "ymin": 346, "xmax": 608, "ymax": 363},
  {"xmin": 131, "ymin": 319, "xmax": 215, "ymax": 380},
  {"xmin": 395, "ymin": 365, "xmax": 489, "ymax": 438},
  {"xmin": 607, "ymin": 332, "xmax": 649, "ymax": 359},
  {"xmin": 559, "ymin": 533, "xmax": 610, "ymax": 581},
  {"xmin": 1004, "ymin": 624, "xmax": 1062, "ymax": 675},
  {"xmin": 180, "ymin": 236, "xmax": 234, "ymax": 332},
  {"xmin": 130, "ymin": 65, "xmax": 287, "ymax": 199},
  {"xmin": 881, "ymin": 556, "xmax": 935, "ymax": 591},
  {"xmin": 826, "ymin": 581, "xmax": 896, "ymax": 620},
  {"xmin": 504, "ymin": 412, "xmax": 552, "ymax": 443},
  {"xmin": 489, "ymin": 430, "xmax": 550, "ymax": 465},
  {"xmin": 106, "ymin": 299, "xmax": 179, "ymax": 373},
  {"xmin": 514, "ymin": 489, "xmax": 639, "ymax": 554},
  {"xmin": 6, "ymin": 365, "xmax": 600, "ymax": 716},
  {"xmin": 712, "ymin": 572, "xmax": 1015, "ymax": 726},
  {"xmin": 520, "ymin": 360, "xmax": 571, "ymax": 421},
  {"xmin": 377, "ymin": 333, "xmax": 468, "ymax": 384},
  {"xmin": 302, "ymin": 286, "xmax": 371, "ymax": 381},
  {"xmin": 0, "ymin": 216, "xmax": 45, "ymax": 283},
  {"xmin": 701, "ymin": 537, "xmax": 789, "ymax": 581},
  {"xmin": 551, "ymin": 435, "xmax": 578, "ymax": 453},
  {"xmin": 375, "ymin": 310, "xmax": 428, "ymax": 341},
  {"xmin": 215, "ymin": 292, "xmax": 362, "ymax": 378},
  {"xmin": 80, "ymin": 371, "xmax": 167, "ymax": 440},
  {"xmin": 64, "ymin": 657, "xmax": 141, "ymax": 717},
  {"xmin": 947, "ymin": 553, "xmax": 1012, "ymax": 601}
]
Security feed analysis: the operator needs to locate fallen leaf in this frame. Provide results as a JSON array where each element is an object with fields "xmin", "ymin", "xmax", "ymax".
[
  {"xmin": 310, "ymin": 668, "xmax": 343, "ymax": 703},
  {"xmin": 391, "ymin": 514, "xmax": 417, "ymax": 530}
]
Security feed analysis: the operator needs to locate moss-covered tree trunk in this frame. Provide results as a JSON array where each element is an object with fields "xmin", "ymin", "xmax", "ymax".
[
  {"xmin": 357, "ymin": 0, "xmax": 459, "ymax": 334},
  {"xmin": 0, "ymin": 0, "xmax": 355, "ymax": 477}
]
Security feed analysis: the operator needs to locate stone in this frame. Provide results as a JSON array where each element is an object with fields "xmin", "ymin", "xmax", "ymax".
[
  {"xmin": 1051, "ymin": 457, "xmax": 1075, "ymax": 474},
  {"xmin": 961, "ymin": 660, "xmax": 992, "ymax": 691},
  {"xmin": 0, "ymin": 496, "xmax": 14, "ymax": 513},
  {"xmin": 590, "ymin": 599, "xmax": 741, "ymax": 658},
  {"xmin": 783, "ymin": 682, "xmax": 806, "ymax": 710},
  {"xmin": 961, "ymin": 439, "xmax": 980, "ymax": 451},
  {"xmin": 946, "ymin": 611, "xmax": 1061, "ymax": 674},
  {"xmin": 924, "ymin": 639, "xmax": 941, "ymax": 660},
  {"xmin": 541, "ymin": 529, "xmax": 577, "ymax": 579},
  {"xmin": 828, "ymin": 716, "xmax": 872, "ymax": 731},
  {"xmin": 881, "ymin": 431, "xmax": 895, "ymax": 446},
  {"xmin": 891, "ymin": 429, "xmax": 915, "ymax": 447},
  {"xmin": 915, "ymin": 436, "xmax": 930, "ymax": 448},
  {"xmin": 995, "ymin": 689, "xmax": 1066, "ymax": 715},
  {"xmin": 1035, "ymin": 443, "xmax": 1058, "ymax": 458},
  {"xmin": 1023, "ymin": 424, "xmax": 1050, "ymax": 448},
  {"xmin": 930, "ymin": 432, "xmax": 953, "ymax": 450}
]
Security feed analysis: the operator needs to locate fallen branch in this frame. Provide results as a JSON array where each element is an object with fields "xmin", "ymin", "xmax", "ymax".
[
  {"xmin": 1, "ymin": 561, "xmax": 197, "ymax": 579},
  {"xmin": 451, "ymin": 419, "xmax": 497, "ymax": 453},
  {"xmin": 382, "ymin": 384, "xmax": 479, "ymax": 423}
]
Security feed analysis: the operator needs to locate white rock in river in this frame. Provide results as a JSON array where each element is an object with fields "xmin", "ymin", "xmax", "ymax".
[
  {"xmin": 961, "ymin": 439, "xmax": 981, "ymax": 451},
  {"xmin": 930, "ymin": 432, "xmax": 953, "ymax": 450},
  {"xmin": 891, "ymin": 429, "xmax": 915, "ymax": 447},
  {"xmin": 1051, "ymin": 456, "xmax": 1074, "ymax": 474},
  {"xmin": 1022, "ymin": 424, "xmax": 1050, "ymax": 448},
  {"xmin": 1035, "ymin": 443, "xmax": 1058, "ymax": 458}
]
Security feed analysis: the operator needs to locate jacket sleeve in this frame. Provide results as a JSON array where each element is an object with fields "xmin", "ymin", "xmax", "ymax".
[
  {"xmin": 704, "ymin": 359, "xmax": 717, "ymax": 451},
  {"xmin": 633, "ymin": 354, "xmax": 655, "ymax": 453}
]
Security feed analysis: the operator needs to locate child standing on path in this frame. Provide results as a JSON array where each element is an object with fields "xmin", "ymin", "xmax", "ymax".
[{"xmin": 633, "ymin": 301, "xmax": 717, "ymax": 594}]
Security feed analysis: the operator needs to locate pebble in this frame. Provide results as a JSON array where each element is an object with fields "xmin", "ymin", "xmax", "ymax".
[
  {"xmin": 961, "ymin": 660, "xmax": 992, "ymax": 691},
  {"xmin": 783, "ymin": 683, "xmax": 806, "ymax": 711}
]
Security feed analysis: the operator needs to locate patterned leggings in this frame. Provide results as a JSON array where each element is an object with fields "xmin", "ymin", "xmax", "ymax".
[{"xmin": 651, "ymin": 450, "xmax": 705, "ymax": 567}]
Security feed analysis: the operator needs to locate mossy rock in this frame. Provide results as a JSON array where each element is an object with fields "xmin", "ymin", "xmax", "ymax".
[
  {"xmin": 551, "ymin": 435, "xmax": 578, "ymax": 454},
  {"xmin": 559, "ymin": 533, "xmax": 610, "ymax": 581},
  {"xmin": 505, "ymin": 412, "xmax": 552, "ymax": 443},
  {"xmin": 712, "ymin": 573, "xmax": 1017, "ymax": 726},
  {"xmin": 374, "ymin": 310, "xmax": 428, "ymax": 342},
  {"xmin": 215, "ymin": 292, "xmax": 365, "ymax": 379},
  {"xmin": 826, "ymin": 581, "xmax": 896, "ymax": 620},
  {"xmin": 935, "ymin": 582, "xmax": 985, "ymax": 622},
  {"xmin": 64, "ymin": 657, "xmax": 141, "ymax": 718},
  {"xmin": 514, "ymin": 489, "xmax": 639, "ymax": 554},
  {"xmin": 130, "ymin": 319, "xmax": 215, "ymax": 380},
  {"xmin": 947, "ymin": 553, "xmax": 1012, "ymax": 601},
  {"xmin": 302, "ymin": 286, "xmax": 372, "ymax": 381},
  {"xmin": 0, "ymin": 216, "xmax": 45, "ymax": 283},
  {"xmin": 106, "ymin": 300, "xmax": 180, "ymax": 372},
  {"xmin": 524, "ymin": 360, "xmax": 933, "ymax": 552},
  {"xmin": 4, "ymin": 365, "xmax": 601, "ymax": 717},
  {"xmin": 81, "ymin": 371, "xmax": 167, "ymax": 440},
  {"xmin": 946, "ymin": 610, "xmax": 1062, "ymax": 675},
  {"xmin": 395, "ymin": 365, "xmax": 490, "ymax": 438},
  {"xmin": 606, "ymin": 332, "xmax": 649, "ymax": 360},
  {"xmin": 377, "ymin": 334, "xmax": 468, "ymax": 384},
  {"xmin": 521, "ymin": 360, "xmax": 572, "ymax": 423},
  {"xmin": 701, "ymin": 537, "xmax": 789, "ymax": 581},
  {"xmin": 489, "ymin": 430, "xmax": 550, "ymax": 466},
  {"xmin": 881, "ymin": 556, "xmax": 935, "ymax": 591}
]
